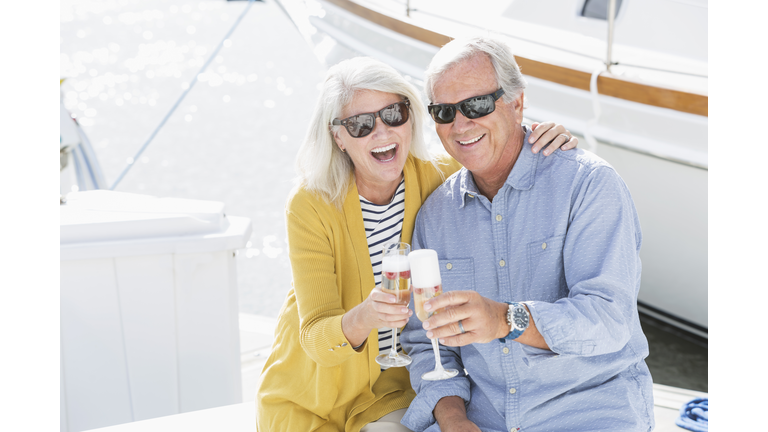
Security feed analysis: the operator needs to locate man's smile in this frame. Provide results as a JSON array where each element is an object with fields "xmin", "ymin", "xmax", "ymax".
[{"xmin": 458, "ymin": 134, "xmax": 485, "ymax": 146}]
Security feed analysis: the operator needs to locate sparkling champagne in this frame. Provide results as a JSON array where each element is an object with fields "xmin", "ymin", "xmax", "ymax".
[
  {"xmin": 375, "ymin": 243, "xmax": 413, "ymax": 368},
  {"xmin": 381, "ymin": 254, "xmax": 411, "ymax": 303},
  {"xmin": 414, "ymin": 283, "xmax": 442, "ymax": 322},
  {"xmin": 408, "ymin": 249, "xmax": 458, "ymax": 381}
]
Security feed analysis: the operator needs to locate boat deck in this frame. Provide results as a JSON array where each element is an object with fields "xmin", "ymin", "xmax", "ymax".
[{"xmin": 86, "ymin": 313, "xmax": 704, "ymax": 431}]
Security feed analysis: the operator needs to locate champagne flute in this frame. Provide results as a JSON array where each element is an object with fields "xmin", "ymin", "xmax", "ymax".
[
  {"xmin": 409, "ymin": 249, "xmax": 459, "ymax": 381},
  {"xmin": 375, "ymin": 242, "xmax": 413, "ymax": 367}
]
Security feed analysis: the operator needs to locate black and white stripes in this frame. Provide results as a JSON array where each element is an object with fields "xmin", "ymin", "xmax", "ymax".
[{"xmin": 360, "ymin": 179, "xmax": 405, "ymax": 368}]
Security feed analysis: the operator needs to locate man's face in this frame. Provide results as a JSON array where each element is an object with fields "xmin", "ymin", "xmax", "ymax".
[{"xmin": 432, "ymin": 54, "xmax": 525, "ymax": 183}]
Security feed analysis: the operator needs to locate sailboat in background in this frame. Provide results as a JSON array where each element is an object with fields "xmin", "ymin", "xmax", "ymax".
[
  {"xmin": 57, "ymin": 1, "xmax": 707, "ymax": 430},
  {"xmin": 274, "ymin": 0, "xmax": 708, "ymax": 339}
]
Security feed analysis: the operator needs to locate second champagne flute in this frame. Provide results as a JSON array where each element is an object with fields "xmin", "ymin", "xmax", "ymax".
[
  {"xmin": 409, "ymin": 249, "xmax": 459, "ymax": 381},
  {"xmin": 375, "ymin": 242, "xmax": 413, "ymax": 368}
]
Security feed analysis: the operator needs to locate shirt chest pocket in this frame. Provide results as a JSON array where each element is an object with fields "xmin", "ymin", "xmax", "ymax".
[
  {"xmin": 437, "ymin": 258, "xmax": 475, "ymax": 293},
  {"xmin": 526, "ymin": 235, "xmax": 567, "ymax": 301}
]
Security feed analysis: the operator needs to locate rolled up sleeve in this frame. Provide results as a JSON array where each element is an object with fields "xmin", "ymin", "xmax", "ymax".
[
  {"xmin": 528, "ymin": 166, "xmax": 642, "ymax": 357},
  {"xmin": 400, "ymin": 316, "xmax": 470, "ymax": 431},
  {"xmin": 401, "ymin": 211, "xmax": 470, "ymax": 431}
]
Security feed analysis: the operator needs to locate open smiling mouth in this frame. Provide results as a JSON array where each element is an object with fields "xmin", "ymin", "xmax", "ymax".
[
  {"xmin": 459, "ymin": 134, "xmax": 485, "ymax": 146},
  {"xmin": 371, "ymin": 143, "xmax": 397, "ymax": 162}
]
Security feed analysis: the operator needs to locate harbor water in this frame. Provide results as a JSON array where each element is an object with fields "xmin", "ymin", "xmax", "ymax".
[{"xmin": 60, "ymin": 0, "xmax": 706, "ymax": 393}]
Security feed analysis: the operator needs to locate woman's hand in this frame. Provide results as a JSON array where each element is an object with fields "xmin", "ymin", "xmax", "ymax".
[
  {"xmin": 365, "ymin": 285, "xmax": 413, "ymax": 330},
  {"xmin": 342, "ymin": 285, "xmax": 412, "ymax": 348},
  {"xmin": 529, "ymin": 121, "xmax": 578, "ymax": 156}
]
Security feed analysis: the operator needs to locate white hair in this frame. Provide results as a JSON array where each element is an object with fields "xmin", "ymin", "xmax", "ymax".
[
  {"xmin": 424, "ymin": 35, "xmax": 527, "ymax": 106},
  {"xmin": 295, "ymin": 57, "xmax": 437, "ymax": 207}
]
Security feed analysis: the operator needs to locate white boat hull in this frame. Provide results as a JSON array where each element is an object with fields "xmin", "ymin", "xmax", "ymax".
[{"xmin": 278, "ymin": 0, "xmax": 708, "ymax": 336}]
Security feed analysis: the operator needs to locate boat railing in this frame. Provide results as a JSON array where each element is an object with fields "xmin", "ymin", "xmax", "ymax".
[
  {"xmin": 326, "ymin": 0, "xmax": 707, "ymax": 117},
  {"xmin": 605, "ymin": 0, "xmax": 617, "ymax": 71}
]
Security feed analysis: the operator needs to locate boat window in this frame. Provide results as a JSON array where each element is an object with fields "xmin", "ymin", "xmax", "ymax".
[{"xmin": 581, "ymin": 0, "xmax": 623, "ymax": 19}]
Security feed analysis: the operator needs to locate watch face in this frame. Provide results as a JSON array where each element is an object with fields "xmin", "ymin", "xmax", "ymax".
[{"xmin": 512, "ymin": 306, "xmax": 529, "ymax": 330}]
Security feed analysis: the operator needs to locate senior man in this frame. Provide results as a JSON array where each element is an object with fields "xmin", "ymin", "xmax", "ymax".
[{"xmin": 400, "ymin": 36, "xmax": 654, "ymax": 432}]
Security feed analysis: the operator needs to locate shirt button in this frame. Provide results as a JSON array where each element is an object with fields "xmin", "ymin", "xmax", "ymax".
[
  {"xmin": 502, "ymin": 347, "xmax": 510, "ymax": 354},
  {"xmin": 509, "ymin": 388, "xmax": 517, "ymax": 394},
  {"xmin": 468, "ymin": 194, "xmax": 474, "ymax": 198},
  {"xmin": 499, "ymin": 260, "xmax": 506, "ymax": 267},
  {"xmin": 446, "ymin": 263, "xmax": 453, "ymax": 270},
  {"xmin": 542, "ymin": 242, "xmax": 547, "ymax": 250},
  {"xmin": 496, "ymin": 214, "xmax": 502, "ymax": 221}
]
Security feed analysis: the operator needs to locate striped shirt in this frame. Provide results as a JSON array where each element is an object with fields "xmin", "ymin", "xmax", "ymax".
[{"xmin": 360, "ymin": 179, "xmax": 405, "ymax": 367}]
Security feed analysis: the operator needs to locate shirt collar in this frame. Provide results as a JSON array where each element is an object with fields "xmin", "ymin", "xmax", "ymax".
[
  {"xmin": 458, "ymin": 168, "xmax": 479, "ymax": 208},
  {"xmin": 458, "ymin": 125, "xmax": 538, "ymax": 208}
]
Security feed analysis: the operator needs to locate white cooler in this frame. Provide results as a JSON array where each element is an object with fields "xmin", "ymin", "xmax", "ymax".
[{"xmin": 60, "ymin": 190, "xmax": 252, "ymax": 432}]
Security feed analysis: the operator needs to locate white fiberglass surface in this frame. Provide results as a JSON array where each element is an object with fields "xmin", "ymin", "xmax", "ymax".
[{"xmin": 61, "ymin": 0, "xmax": 326, "ymax": 317}]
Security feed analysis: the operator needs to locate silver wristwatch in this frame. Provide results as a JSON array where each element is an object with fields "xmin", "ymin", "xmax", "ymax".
[{"xmin": 504, "ymin": 302, "xmax": 529, "ymax": 340}]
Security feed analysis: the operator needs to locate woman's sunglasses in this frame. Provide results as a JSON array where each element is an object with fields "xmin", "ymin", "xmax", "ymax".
[
  {"xmin": 427, "ymin": 88, "xmax": 505, "ymax": 124},
  {"xmin": 331, "ymin": 99, "xmax": 410, "ymax": 138}
]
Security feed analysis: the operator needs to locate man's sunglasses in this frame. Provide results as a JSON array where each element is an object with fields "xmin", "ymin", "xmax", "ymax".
[
  {"xmin": 427, "ymin": 88, "xmax": 505, "ymax": 124},
  {"xmin": 331, "ymin": 99, "xmax": 411, "ymax": 138}
]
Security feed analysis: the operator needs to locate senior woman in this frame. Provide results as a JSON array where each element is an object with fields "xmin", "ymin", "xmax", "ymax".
[{"xmin": 255, "ymin": 57, "xmax": 576, "ymax": 432}]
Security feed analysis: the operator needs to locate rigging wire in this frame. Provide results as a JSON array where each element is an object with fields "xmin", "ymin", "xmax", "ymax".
[{"xmin": 110, "ymin": 0, "xmax": 258, "ymax": 190}]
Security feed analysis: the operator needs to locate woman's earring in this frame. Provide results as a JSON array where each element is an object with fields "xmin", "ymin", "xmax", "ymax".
[{"xmin": 340, "ymin": 147, "xmax": 346, "ymax": 153}]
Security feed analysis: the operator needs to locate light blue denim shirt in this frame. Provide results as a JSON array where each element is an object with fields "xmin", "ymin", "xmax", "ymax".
[{"xmin": 401, "ymin": 127, "xmax": 654, "ymax": 432}]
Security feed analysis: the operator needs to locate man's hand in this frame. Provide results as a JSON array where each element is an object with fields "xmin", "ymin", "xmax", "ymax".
[
  {"xmin": 442, "ymin": 418, "xmax": 482, "ymax": 432},
  {"xmin": 434, "ymin": 396, "xmax": 481, "ymax": 432},
  {"xmin": 421, "ymin": 290, "xmax": 508, "ymax": 346},
  {"xmin": 529, "ymin": 121, "xmax": 578, "ymax": 156}
]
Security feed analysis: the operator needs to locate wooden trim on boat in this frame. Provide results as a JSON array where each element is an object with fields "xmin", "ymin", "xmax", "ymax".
[
  {"xmin": 323, "ymin": 0, "xmax": 708, "ymax": 117},
  {"xmin": 324, "ymin": 0, "xmax": 452, "ymax": 47},
  {"xmin": 514, "ymin": 58, "xmax": 708, "ymax": 116}
]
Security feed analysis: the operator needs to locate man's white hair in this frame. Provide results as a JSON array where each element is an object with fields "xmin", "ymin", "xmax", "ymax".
[
  {"xmin": 295, "ymin": 57, "xmax": 436, "ymax": 207},
  {"xmin": 425, "ymin": 35, "xmax": 528, "ymax": 106}
]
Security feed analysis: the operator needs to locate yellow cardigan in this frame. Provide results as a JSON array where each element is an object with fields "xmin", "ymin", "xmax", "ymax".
[{"xmin": 256, "ymin": 154, "xmax": 461, "ymax": 432}]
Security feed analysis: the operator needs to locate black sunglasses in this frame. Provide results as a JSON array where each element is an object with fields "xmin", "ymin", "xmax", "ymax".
[
  {"xmin": 428, "ymin": 88, "xmax": 505, "ymax": 124},
  {"xmin": 331, "ymin": 99, "xmax": 411, "ymax": 138}
]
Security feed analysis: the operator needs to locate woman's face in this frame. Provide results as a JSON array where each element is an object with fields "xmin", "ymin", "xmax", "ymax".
[{"xmin": 333, "ymin": 90, "xmax": 412, "ymax": 192}]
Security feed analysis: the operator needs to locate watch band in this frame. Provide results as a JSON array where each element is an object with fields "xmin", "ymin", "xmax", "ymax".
[{"xmin": 503, "ymin": 302, "xmax": 529, "ymax": 341}]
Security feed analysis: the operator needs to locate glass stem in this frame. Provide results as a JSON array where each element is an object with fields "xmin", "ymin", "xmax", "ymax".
[
  {"xmin": 431, "ymin": 337, "xmax": 445, "ymax": 372},
  {"xmin": 389, "ymin": 327, "xmax": 399, "ymax": 358}
]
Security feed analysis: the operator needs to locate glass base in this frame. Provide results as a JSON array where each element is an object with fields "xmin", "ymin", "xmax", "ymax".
[
  {"xmin": 422, "ymin": 368, "xmax": 459, "ymax": 381},
  {"xmin": 376, "ymin": 352, "xmax": 413, "ymax": 368}
]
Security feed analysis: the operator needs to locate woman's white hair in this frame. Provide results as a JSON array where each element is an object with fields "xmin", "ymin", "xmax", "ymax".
[
  {"xmin": 295, "ymin": 57, "xmax": 437, "ymax": 207},
  {"xmin": 424, "ymin": 35, "xmax": 527, "ymax": 106}
]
